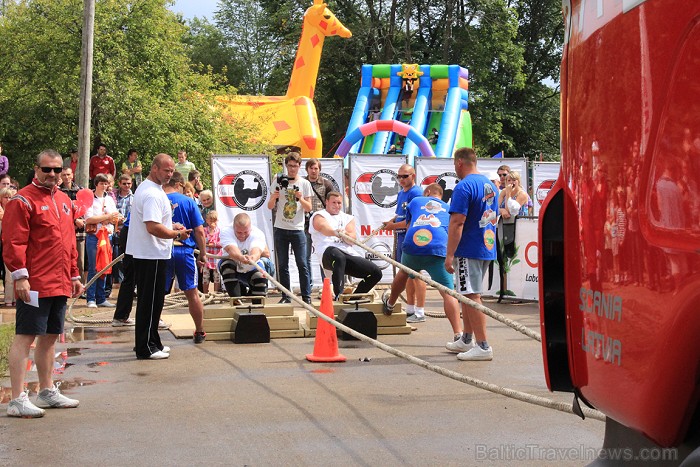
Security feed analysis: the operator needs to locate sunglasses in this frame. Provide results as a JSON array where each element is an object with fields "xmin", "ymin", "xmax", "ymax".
[
  {"xmin": 397, "ymin": 174, "xmax": 411, "ymax": 179},
  {"xmin": 39, "ymin": 166, "xmax": 63, "ymax": 174},
  {"xmin": 498, "ymin": 173, "xmax": 508, "ymax": 177}
]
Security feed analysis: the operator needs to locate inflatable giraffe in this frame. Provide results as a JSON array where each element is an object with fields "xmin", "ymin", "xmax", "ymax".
[{"xmin": 220, "ymin": 0, "xmax": 351, "ymax": 158}]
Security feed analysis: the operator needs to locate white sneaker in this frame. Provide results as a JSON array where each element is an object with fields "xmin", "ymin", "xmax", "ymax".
[
  {"xmin": 158, "ymin": 320, "xmax": 171, "ymax": 330},
  {"xmin": 148, "ymin": 350, "xmax": 169, "ymax": 360},
  {"xmin": 87, "ymin": 301, "xmax": 97, "ymax": 308},
  {"xmin": 406, "ymin": 314, "xmax": 426, "ymax": 323},
  {"xmin": 112, "ymin": 318, "xmax": 135, "ymax": 327},
  {"xmin": 457, "ymin": 345, "xmax": 493, "ymax": 361},
  {"xmin": 381, "ymin": 290, "xmax": 394, "ymax": 316},
  {"xmin": 161, "ymin": 346, "xmax": 170, "ymax": 353},
  {"xmin": 97, "ymin": 300, "xmax": 116, "ymax": 308},
  {"xmin": 7, "ymin": 392, "xmax": 46, "ymax": 418},
  {"xmin": 445, "ymin": 338, "xmax": 475, "ymax": 353},
  {"xmin": 35, "ymin": 384, "xmax": 79, "ymax": 408}
]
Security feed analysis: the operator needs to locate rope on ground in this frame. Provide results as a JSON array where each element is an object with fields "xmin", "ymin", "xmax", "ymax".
[
  {"xmin": 337, "ymin": 231, "xmax": 542, "ymax": 342},
  {"xmin": 248, "ymin": 259, "xmax": 605, "ymax": 422},
  {"xmin": 67, "ymin": 254, "xmax": 223, "ymax": 324},
  {"xmin": 67, "ymin": 254, "xmax": 125, "ymax": 325}
]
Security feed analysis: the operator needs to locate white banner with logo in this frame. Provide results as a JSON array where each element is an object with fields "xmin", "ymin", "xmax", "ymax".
[
  {"xmin": 482, "ymin": 217, "xmax": 539, "ymax": 300},
  {"xmin": 211, "ymin": 154, "xmax": 274, "ymax": 262},
  {"xmin": 532, "ymin": 162, "xmax": 560, "ymax": 216},
  {"xmin": 349, "ymin": 154, "xmax": 407, "ymax": 283},
  {"xmin": 414, "ymin": 158, "xmax": 460, "ymax": 204}
]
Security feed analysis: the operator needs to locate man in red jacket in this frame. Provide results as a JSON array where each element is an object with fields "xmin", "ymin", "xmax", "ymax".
[
  {"xmin": 88, "ymin": 143, "xmax": 116, "ymax": 186},
  {"xmin": 2, "ymin": 149, "xmax": 85, "ymax": 418}
]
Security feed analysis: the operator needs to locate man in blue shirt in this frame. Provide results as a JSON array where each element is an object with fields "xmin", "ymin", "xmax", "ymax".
[
  {"xmin": 164, "ymin": 171, "xmax": 208, "ymax": 344},
  {"xmin": 383, "ymin": 164, "xmax": 425, "ymax": 319},
  {"xmin": 445, "ymin": 148, "xmax": 498, "ymax": 361},
  {"xmin": 382, "ymin": 184, "xmax": 462, "ymax": 338}
]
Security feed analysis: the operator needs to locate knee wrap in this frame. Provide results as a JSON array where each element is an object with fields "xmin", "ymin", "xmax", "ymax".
[
  {"xmin": 220, "ymin": 260, "xmax": 243, "ymax": 297},
  {"xmin": 250, "ymin": 270, "xmax": 268, "ymax": 296}
]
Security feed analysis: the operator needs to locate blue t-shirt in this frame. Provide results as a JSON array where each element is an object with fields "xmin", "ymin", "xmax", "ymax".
[
  {"xmin": 403, "ymin": 196, "xmax": 450, "ymax": 257},
  {"xmin": 395, "ymin": 185, "xmax": 423, "ymax": 233},
  {"xmin": 167, "ymin": 192, "xmax": 205, "ymax": 249},
  {"xmin": 449, "ymin": 174, "xmax": 499, "ymax": 260}
]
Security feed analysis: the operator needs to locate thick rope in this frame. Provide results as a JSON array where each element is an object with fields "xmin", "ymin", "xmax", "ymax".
[
  {"xmin": 67, "ymin": 254, "xmax": 125, "ymax": 324},
  {"xmin": 67, "ymin": 253, "xmax": 222, "ymax": 324},
  {"xmin": 247, "ymin": 259, "xmax": 605, "ymax": 422},
  {"xmin": 337, "ymin": 231, "xmax": 542, "ymax": 342}
]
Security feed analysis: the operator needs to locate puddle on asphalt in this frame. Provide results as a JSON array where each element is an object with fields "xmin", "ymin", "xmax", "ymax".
[
  {"xmin": 87, "ymin": 362, "xmax": 110, "ymax": 368},
  {"xmin": 66, "ymin": 347, "xmax": 89, "ymax": 357},
  {"xmin": 66, "ymin": 326, "xmax": 132, "ymax": 344},
  {"xmin": 1, "ymin": 378, "xmax": 106, "ymax": 403}
]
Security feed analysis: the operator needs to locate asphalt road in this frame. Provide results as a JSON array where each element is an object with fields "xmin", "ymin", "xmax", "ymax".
[{"xmin": 0, "ymin": 293, "xmax": 604, "ymax": 466}]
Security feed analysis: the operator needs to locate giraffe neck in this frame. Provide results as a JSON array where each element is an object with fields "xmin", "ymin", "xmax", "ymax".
[{"xmin": 286, "ymin": 19, "xmax": 326, "ymax": 99}]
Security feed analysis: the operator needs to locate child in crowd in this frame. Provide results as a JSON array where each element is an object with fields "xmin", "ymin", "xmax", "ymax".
[
  {"xmin": 203, "ymin": 210, "xmax": 222, "ymax": 293},
  {"xmin": 184, "ymin": 182, "xmax": 196, "ymax": 199}
]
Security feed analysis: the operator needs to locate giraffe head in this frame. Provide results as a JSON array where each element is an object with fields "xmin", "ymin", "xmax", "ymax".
[{"xmin": 306, "ymin": 0, "xmax": 352, "ymax": 39}]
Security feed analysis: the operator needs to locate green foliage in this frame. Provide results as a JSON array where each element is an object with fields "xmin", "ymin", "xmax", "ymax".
[
  {"xmin": 0, "ymin": 323, "xmax": 13, "ymax": 378},
  {"xmin": 187, "ymin": 0, "xmax": 562, "ymax": 160},
  {"xmin": 0, "ymin": 0, "xmax": 271, "ymax": 186}
]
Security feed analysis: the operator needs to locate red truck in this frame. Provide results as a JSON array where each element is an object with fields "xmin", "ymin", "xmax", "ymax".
[{"xmin": 539, "ymin": 0, "xmax": 700, "ymax": 461}]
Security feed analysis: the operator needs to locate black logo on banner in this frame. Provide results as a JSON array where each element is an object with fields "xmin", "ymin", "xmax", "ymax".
[
  {"xmin": 354, "ymin": 170, "xmax": 399, "ymax": 208},
  {"xmin": 218, "ymin": 170, "xmax": 267, "ymax": 210}
]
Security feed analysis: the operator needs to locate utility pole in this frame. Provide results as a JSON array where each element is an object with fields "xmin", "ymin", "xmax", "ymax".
[
  {"xmin": 77, "ymin": 0, "xmax": 95, "ymax": 189},
  {"xmin": 77, "ymin": 0, "xmax": 95, "ymax": 282}
]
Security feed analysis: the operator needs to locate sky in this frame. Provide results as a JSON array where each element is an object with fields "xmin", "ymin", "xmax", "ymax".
[{"xmin": 169, "ymin": 0, "xmax": 218, "ymax": 20}]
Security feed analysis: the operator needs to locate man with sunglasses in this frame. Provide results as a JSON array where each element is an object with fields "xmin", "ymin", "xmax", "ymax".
[
  {"xmin": 383, "ymin": 164, "xmax": 426, "ymax": 321},
  {"xmin": 3, "ymin": 149, "xmax": 85, "ymax": 417},
  {"xmin": 496, "ymin": 165, "xmax": 511, "ymax": 190}
]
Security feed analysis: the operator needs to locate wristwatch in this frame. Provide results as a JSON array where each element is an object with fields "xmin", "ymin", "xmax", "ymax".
[{"xmin": 175, "ymin": 231, "xmax": 181, "ymax": 240}]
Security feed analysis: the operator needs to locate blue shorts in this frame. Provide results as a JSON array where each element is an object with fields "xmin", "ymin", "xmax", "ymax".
[
  {"xmin": 15, "ymin": 296, "xmax": 67, "ymax": 335},
  {"xmin": 166, "ymin": 246, "xmax": 198, "ymax": 291},
  {"xmin": 402, "ymin": 253, "xmax": 453, "ymax": 289},
  {"xmin": 395, "ymin": 232, "xmax": 406, "ymax": 262}
]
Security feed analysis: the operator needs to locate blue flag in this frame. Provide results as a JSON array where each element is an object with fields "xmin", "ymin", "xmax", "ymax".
[{"xmin": 492, "ymin": 151, "xmax": 503, "ymax": 159}]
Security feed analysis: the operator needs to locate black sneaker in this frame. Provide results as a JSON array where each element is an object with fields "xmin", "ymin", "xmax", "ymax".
[
  {"xmin": 193, "ymin": 331, "xmax": 206, "ymax": 344},
  {"xmin": 278, "ymin": 297, "xmax": 291, "ymax": 304},
  {"xmin": 381, "ymin": 290, "xmax": 394, "ymax": 316},
  {"xmin": 302, "ymin": 297, "xmax": 312, "ymax": 305}
]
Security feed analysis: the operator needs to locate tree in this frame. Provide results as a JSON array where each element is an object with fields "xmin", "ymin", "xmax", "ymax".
[
  {"xmin": 183, "ymin": 16, "xmax": 243, "ymax": 90},
  {"xmin": 0, "ymin": 0, "xmax": 270, "ymax": 184},
  {"xmin": 214, "ymin": 0, "xmax": 285, "ymax": 95},
  {"xmin": 186, "ymin": 0, "xmax": 563, "ymax": 160}
]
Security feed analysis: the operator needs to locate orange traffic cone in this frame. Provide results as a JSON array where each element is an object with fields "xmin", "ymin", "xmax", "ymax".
[{"xmin": 306, "ymin": 278, "xmax": 346, "ymax": 362}]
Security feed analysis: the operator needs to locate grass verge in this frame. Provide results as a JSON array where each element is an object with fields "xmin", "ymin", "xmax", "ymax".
[{"xmin": 0, "ymin": 323, "xmax": 14, "ymax": 377}]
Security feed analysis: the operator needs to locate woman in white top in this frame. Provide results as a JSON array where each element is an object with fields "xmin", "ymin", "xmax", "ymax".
[
  {"xmin": 84, "ymin": 173, "xmax": 119, "ymax": 308},
  {"xmin": 498, "ymin": 170, "xmax": 529, "ymax": 221}
]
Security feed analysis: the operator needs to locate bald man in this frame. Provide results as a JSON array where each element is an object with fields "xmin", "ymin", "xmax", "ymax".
[{"xmin": 127, "ymin": 154, "xmax": 190, "ymax": 360}]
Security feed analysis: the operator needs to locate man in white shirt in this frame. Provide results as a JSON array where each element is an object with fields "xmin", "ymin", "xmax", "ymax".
[
  {"xmin": 219, "ymin": 213, "xmax": 269, "ymax": 297},
  {"xmin": 310, "ymin": 191, "xmax": 381, "ymax": 300},
  {"xmin": 267, "ymin": 152, "xmax": 313, "ymax": 304},
  {"xmin": 127, "ymin": 153, "xmax": 190, "ymax": 360}
]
